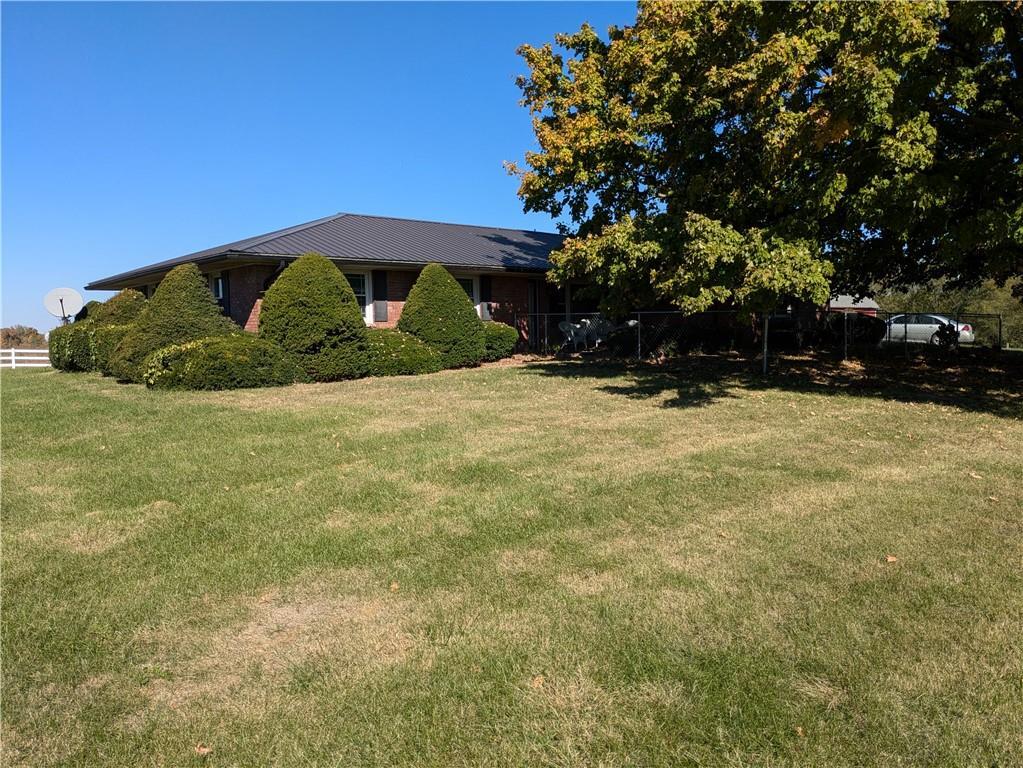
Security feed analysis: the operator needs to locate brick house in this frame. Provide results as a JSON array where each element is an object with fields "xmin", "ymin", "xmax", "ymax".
[{"xmin": 85, "ymin": 213, "xmax": 582, "ymax": 337}]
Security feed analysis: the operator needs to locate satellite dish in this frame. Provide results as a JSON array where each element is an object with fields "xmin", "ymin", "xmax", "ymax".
[{"xmin": 44, "ymin": 287, "xmax": 84, "ymax": 323}]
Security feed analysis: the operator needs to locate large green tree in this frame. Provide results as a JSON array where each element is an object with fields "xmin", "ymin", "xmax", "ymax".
[{"xmin": 509, "ymin": 0, "xmax": 1022, "ymax": 313}]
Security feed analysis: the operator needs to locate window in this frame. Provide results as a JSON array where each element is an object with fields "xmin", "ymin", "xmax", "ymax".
[
  {"xmin": 344, "ymin": 273, "xmax": 367, "ymax": 309},
  {"xmin": 209, "ymin": 274, "xmax": 225, "ymax": 301},
  {"xmin": 343, "ymin": 273, "xmax": 372, "ymax": 324},
  {"xmin": 455, "ymin": 277, "xmax": 476, "ymax": 302}
]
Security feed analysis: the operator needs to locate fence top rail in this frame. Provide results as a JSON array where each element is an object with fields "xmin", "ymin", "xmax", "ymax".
[{"xmin": 0, "ymin": 348, "xmax": 51, "ymax": 353}]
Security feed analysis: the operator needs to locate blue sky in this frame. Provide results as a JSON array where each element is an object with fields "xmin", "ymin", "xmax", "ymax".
[{"xmin": 2, "ymin": 1, "xmax": 632, "ymax": 330}]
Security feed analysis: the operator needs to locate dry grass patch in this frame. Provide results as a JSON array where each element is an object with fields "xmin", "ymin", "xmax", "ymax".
[
  {"xmin": 18, "ymin": 500, "xmax": 177, "ymax": 554},
  {"xmin": 137, "ymin": 578, "xmax": 416, "ymax": 717}
]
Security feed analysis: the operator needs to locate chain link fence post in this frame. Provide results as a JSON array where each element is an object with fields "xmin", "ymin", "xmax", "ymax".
[
  {"xmin": 762, "ymin": 312, "xmax": 769, "ymax": 375},
  {"xmin": 636, "ymin": 312, "xmax": 642, "ymax": 361}
]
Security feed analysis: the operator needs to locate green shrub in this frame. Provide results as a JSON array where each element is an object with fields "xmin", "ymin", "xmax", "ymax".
[
  {"xmin": 482, "ymin": 321, "xmax": 519, "ymax": 361},
  {"xmin": 365, "ymin": 328, "xmax": 442, "ymax": 376},
  {"xmin": 74, "ymin": 300, "xmax": 103, "ymax": 323},
  {"xmin": 48, "ymin": 324, "xmax": 74, "ymax": 370},
  {"xmin": 258, "ymin": 253, "xmax": 368, "ymax": 381},
  {"xmin": 49, "ymin": 322, "xmax": 96, "ymax": 371},
  {"xmin": 144, "ymin": 334, "xmax": 302, "ymax": 391},
  {"xmin": 92, "ymin": 289, "xmax": 147, "ymax": 326},
  {"xmin": 110, "ymin": 264, "xmax": 235, "ymax": 382},
  {"xmin": 93, "ymin": 324, "xmax": 133, "ymax": 376},
  {"xmin": 397, "ymin": 263, "xmax": 484, "ymax": 368}
]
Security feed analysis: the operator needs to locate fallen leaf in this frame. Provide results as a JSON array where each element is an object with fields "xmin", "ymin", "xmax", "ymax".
[
  {"xmin": 795, "ymin": 726, "xmax": 805, "ymax": 738},
  {"xmin": 968, "ymin": 472, "xmax": 983, "ymax": 480},
  {"xmin": 389, "ymin": 581, "xmax": 399, "ymax": 592},
  {"xmin": 194, "ymin": 743, "xmax": 212, "ymax": 757},
  {"xmin": 988, "ymin": 496, "xmax": 999, "ymax": 502},
  {"xmin": 884, "ymin": 554, "xmax": 898, "ymax": 563},
  {"xmin": 530, "ymin": 675, "xmax": 545, "ymax": 689}
]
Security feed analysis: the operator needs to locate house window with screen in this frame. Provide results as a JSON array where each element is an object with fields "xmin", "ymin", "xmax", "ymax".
[
  {"xmin": 344, "ymin": 273, "xmax": 368, "ymax": 312},
  {"xmin": 455, "ymin": 277, "xmax": 476, "ymax": 303},
  {"xmin": 208, "ymin": 273, "xmax": 226, "ymax": 310}
]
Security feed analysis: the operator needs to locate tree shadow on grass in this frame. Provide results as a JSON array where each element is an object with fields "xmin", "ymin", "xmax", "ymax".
[{"xmin": 521, "ymin": 350, "xmax": 1023, "ymax": 420}]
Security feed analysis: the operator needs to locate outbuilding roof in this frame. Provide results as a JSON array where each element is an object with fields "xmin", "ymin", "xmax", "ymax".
[{"xmin": 86, "ymin": 212, "xmax": 563, "ymax": 289}]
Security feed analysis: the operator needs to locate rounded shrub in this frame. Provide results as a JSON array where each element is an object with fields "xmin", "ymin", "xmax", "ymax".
[
  {"xmin": 482, "ymin": 321, "xmax": 519, "ymax": 362},
  {"xmin": 93, "ymin": 324, "xmax": 133, "ymax": 376},
  {"xmin": 365, "ymin": 328, "xmax": 442, "ymax": 376},
  {"xmin": 258, "ymin": 253, "xmax": 368, "ymax": 381},
  {"xmin": 109, "ymin": 263, "xmax": 235, "ymax": 382},
  {"xmin": 144, "ymin": 334, "xmax": 303, "ymax": 391},
  {"xmin": 92, "ymin": 289, "xmax": 147, "ymax": 326},
  {"xmin": 74, "ymin": 300, "xmax": 103, "ymax": 323},
  {"xmin": 396, "ymin": 263, "xmax": 484, "ymax": 368},
  {"xmin": 48, "ymin": 324, "xmax": 74, "ymax": 370},
  {"xmin": 49, "ymin": 321, "xmax": 96, "ymax": 371}
]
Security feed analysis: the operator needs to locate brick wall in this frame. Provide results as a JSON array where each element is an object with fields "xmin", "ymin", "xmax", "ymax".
[
  {"xmin": 226, "ymin": 265, "xmax": 277, "ymax": 331},
  {"xmin": 378, "ymin": 270, "xmax": 419, "ymax": 328}
]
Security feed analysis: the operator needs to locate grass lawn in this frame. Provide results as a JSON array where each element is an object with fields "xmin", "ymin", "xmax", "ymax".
[{"xmin": 2, "ymin": 356, "xmax": 1021, "ymax": 766}]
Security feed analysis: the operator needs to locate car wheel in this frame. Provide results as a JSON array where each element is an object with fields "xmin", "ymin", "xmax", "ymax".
[{"xmin": 929, "ymin": 332, "xmax": 941, "ymax": 345}]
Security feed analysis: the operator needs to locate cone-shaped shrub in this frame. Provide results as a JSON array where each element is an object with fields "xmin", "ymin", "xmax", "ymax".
[
  {"xmin": 92, "ymin": 289, "xmax": 147, "ymax": 326},
  {"xmin": 109, "ymin": 263, "xmax": 235, "ymax": 381},
  {"xmin": 397, "ymin": 263, "xmax": 484, "ymax": 368},
  {"xmin": 259, "ymin": 253, "xmax": 368, "ymax": 380}
]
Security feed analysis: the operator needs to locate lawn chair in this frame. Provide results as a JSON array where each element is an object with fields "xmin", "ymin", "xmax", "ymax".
[
  {"xmin": 558, "ymin": 321, "xmax": 587, "ymax": 351},
  {"xmin": 586, "ymin": 317, "xmax": 616, "ymax": 348}
]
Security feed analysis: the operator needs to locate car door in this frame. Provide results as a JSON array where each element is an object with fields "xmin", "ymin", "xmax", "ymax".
[
  {"xmin": 914, "ymin": 314, "xmax": 942, "ymax": 343},
  {"xmin": 888, "ymin": 314, "xmax": 909, "ymax": 342}
]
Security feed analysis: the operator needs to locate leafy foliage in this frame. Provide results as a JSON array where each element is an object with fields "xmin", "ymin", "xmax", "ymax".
[
  {"xmin": 47, "ymin": 324, "xmax": 74, "ymax": 371},
  {"xmin": 510, "ymin": 2, "xmax": 1023, "ymax": 311},
  {"xmin": 365, "ymin": 328, "xmax": 442, "ymax": 376},
  {"xmin": 93, "ymin": 324, "xmax": 133, "ymax": 376},
  {"xmin": 258, "ymin": 253, "xmax": 368, "ymax": 381},
  {"xmin": 48, "ymin": 322, "xmax": 95, "ymax": 371},
  {"xmin": 481, "ymin": 321, "xmax": 519, "ymax": 361},
  {"xmin": 109, "ymin": 263, "xmax": 235, "ymax": 382},
  {"xmin": 397, "ymin": 263, "xmax": 485, "ymax": 368},
  {"xmin": 74, "ymin": 301, "xmax": 103, "ymax": 323},
  {"xmin": 144, "ymin": 334, "xmax": 303, "ymax": 390},
  {"xmin": 91, "ymin": 289, "xmax": 147, "ymax": 326},
  {"xmin": 1, "ymin": 325, "xmax": 47, "ymax": 349}
]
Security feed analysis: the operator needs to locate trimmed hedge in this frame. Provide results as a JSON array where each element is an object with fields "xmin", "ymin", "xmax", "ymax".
[
  {"xmin": 397, "ymin": 263, "xmax": 484, "ymax": 368},
  {"xmin": 144, "ymin": 334, "xmax": 303, "ymax": 390},
  {"xmin": 75, "ymin": 301, "xmax": 103, "ymax": 323},
  {"xmin": 259, "ymin": 253, "xmax": 368, "ymax": 381},
  {"xmin": 48, "ymin": 324, "xmax": 74, "ymax": 370},
  {"xmin": 482, "ymin": 321, "xmax": 519, "ymax": 362},
  {"xmin": 365, "ymin": 328, "xmax": 442, "ymax": 376},
  {"xmin": 109, "ymin": 264, "xmax": 235, "ymax": 382},
  {"xmin": 93, "ymin": 324, "xmax": 133, "ymax": 376},
  {"xmin": 49, "ymin": 321, "xmax": 96, "ymax": 371},
  {"xmin": 91, "ymin": 289, "xmax": 147, "ymax": 326}
]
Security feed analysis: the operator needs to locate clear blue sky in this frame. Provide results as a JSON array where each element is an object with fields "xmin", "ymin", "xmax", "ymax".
[{"xmin": 2, "ymin": 1, "xmax": 632, "ymax": 331}]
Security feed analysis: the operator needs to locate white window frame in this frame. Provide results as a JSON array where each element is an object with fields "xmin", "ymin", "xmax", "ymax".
[
  {"xmin": 208, "ymin": 272, "xmax": 225, "ymax": 302},
  {"xmin": 342, "ymin": 271, "xmax": 373, "ymax": 325}
]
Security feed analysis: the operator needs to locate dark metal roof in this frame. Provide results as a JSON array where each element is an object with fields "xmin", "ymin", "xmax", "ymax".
[{"xmin": 86, "ymin": 213, "xmax": 563, "ymax": 289}]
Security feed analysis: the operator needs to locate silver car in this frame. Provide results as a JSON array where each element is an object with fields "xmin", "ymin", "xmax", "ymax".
[{"xmin": 886, "ymin": 313, "xmax": 976, "ymax": 345}]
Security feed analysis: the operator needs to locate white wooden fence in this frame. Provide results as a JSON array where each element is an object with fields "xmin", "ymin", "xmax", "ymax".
[{"xmin": 0, "ymin": 348, "xmax": 51, "ymax": 368}]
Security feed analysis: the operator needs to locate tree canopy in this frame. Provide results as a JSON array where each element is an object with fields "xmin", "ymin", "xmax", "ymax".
[{"xmin": 509, "ymin": 0, "xmax": 1022, "ymax": 313}]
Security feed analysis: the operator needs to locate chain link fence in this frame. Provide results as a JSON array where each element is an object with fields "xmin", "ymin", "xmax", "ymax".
[{"xmin": 518, "ymin": 308, "xmax": 1012, "ymax": 364}]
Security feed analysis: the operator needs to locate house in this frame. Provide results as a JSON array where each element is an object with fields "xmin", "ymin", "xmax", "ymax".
[
  {"xmin": 85, "ymin": 213, "xmax": 576, "ymax": 334},
  {"xmin": 827, "ymin": 294, "xmax": 881, "ymax": 316}
]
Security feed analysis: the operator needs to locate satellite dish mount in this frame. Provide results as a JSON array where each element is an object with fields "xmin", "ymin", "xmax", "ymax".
[{"xmin": 44, "ymin": 287, "xmax": 85, "ymax": 325}]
